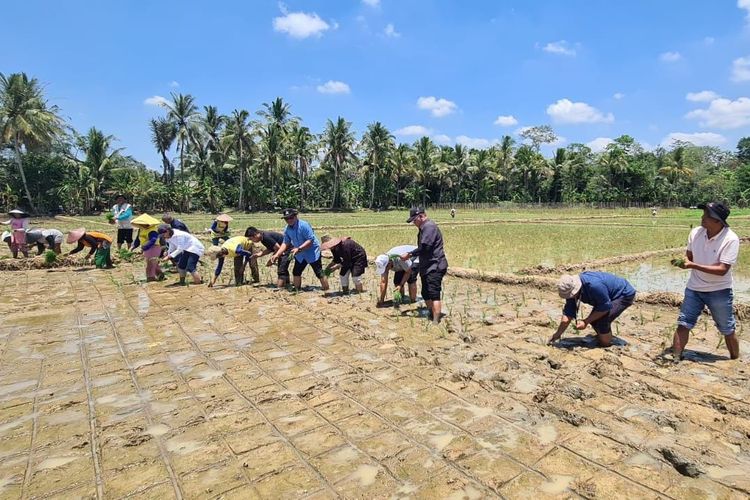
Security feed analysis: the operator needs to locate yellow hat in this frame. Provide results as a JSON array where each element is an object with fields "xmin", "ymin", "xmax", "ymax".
[{"xmin": 131, "ymin": 213, "xmax": 160, "ymax": 227}]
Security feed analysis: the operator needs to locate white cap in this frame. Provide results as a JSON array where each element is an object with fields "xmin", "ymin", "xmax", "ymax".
[{"xmin": 375, "ymin": 254, "xmax": 389, "ymax": 275}]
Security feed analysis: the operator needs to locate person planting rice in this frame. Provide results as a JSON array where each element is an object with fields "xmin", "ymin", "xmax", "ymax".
[
  {"xmin": 321, "ymin": 235, "xmax": 368, "ymax": 294},
  {"xmin": 206, "ymin": 235, "xmax": 257, "ymax": 287},
  {"xmin": 158, "ymin": 226, "xmax": 204, "ymax": 285},
  {"xmin": 550, "ymin": 272, "xmax": 636, "ymax": 347},
  {"xmin": 401, "ymin": 207, "xmax": 448, "ymax": 324},
  {"xmin": 2, "ymin": 209, "xmax": 30, "ymax": 258},
  {"xmin": 25, "ymin": 228, "xmax": 63, "ymax": 255},
  {"xmin": 270, "ymin": 208, "xmax": 329, "ymax": 293},
  {"xmin": 375, "ymin": 245, "xmax": 418, "ymax": 306},
  {"xmin": 210, "ymin": 214, "xmax": 232, "ymax": 245},
  {"xmin": 669, "ymin": 202, "xmax": 740, "ymax": 361},
  {"xmin": 66, "ymin": 228, "xmax": 114, "ymax": 268},
  {"xmin": 111, "ymin": 194, "xmax": 133, "ymax": 250},
  {"xmin": 131, "ymin": 213, "xmax": 164, "ymax": 282},
  {"xmin": 162, "ymin": 213, "xmax": 189, "ymax": 232},
  {"xmin": 245, "ymin": 226, "xmax": 291, "ymax": 289}
]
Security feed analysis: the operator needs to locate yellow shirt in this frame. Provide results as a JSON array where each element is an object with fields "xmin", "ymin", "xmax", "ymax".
[{"xmin": 221, "ymin": 236, "xmax": 252, "ymax": 258}]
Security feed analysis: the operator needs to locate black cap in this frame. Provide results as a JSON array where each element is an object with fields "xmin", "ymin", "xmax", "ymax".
[
  {"xmin": 698, "ymin": 202, "xmax": 730, "ymax": 227},
  {"xmin": 406, "ymin": 207, "xmax": 425, "ymax": 223},
  {"xmin": 281, "ymin": 208, "xmax": 299, "ymax": 219}
]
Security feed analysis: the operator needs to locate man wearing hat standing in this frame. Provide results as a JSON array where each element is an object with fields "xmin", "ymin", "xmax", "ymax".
[
  {"xmin": 271, "ymin": 208, "xmax": 329, "ymax": 292},
  {"xmin": 670, "ymin": 202, "xmax": 741, "ymax": 360},
  {"xmin": 550, "ymin": 272, "xmax": 636, "ymax": 347},
  {"xmin": 321, "ymin": 235, "xmax": 368, "ymax": 294},
  {"xmin": 400, "ymin": 208, "xmax": 448, "ymax": 324},
  {"xmin": 112, "ymin": 195, "xmax": 133, "ymax": 250}
]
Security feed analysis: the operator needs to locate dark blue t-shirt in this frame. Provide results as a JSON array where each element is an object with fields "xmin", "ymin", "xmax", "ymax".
[{"xmin": 563, "ymin": 271, "xmax": 636, "ymax": 318}]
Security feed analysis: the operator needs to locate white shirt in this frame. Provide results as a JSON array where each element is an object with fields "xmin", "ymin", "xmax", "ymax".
[
  {"xmin": 112, "ymin": 203, "xmax": 132, "ymax": 229},
  {"xmin": 167, "ymin": 230, "xmax": 205, "ymax": 259},
  {"xmin": 686, "ymin": 226, "xmax": 739, "ymax": 292}
]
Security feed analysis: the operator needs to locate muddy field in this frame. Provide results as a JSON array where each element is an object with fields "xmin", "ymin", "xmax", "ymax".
[{"xmin": 1, "ymin": 254, "xmax": 750, "ymax": 498}]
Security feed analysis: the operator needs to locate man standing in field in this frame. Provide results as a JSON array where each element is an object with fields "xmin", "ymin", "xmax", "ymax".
[
  {"xmin": 401, "ymin": 207, "xmax": 448, "ymax": 324},
  {"xmin": 271, "ymin": 208, "xmax": 329, "ymax": 292},
  {"xmin": 112, "ymin": 194, "xmax": 133, "ymax": 250},
  {"xmin": 670, "ymin": 202, "xmax": 740, "ymax": 360},
  {"xmin": 550, "ymin": 272, "xmax": 636, "ymax": 347}
]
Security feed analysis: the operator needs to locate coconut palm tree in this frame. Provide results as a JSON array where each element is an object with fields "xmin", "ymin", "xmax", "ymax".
[
  {"xmin": 164, "ymin": 92, "xmax": 198, "ymax": 181},
  {"xmin": 221, "ymin": 110, "xmax": 254, "ymax": 210},
  {"xmin": 256, "ymin": 122, "xmax": 284, "ymax": 207},
  {"xmin": 321, "ymin": 117, "xmax": 356, "ymax": 209},
  {"xmin": 288, "ymin": 123, "xmax": 316, "ymax": 210},
  {"xmin": 74, "ymin": 127, "xmax": 123, "ymax": 208},
  {"xmin": 0, "ymin": 72, "xmax": 65, "ymax": 213},
  {"xmin": 414, "ymin": 136, "xmax": 438, "ymax": 207},
  {"xmin": 198, "ymin": 105, "xmax": 225, "ymax": 181},
  {"xmin": 149, "ymin": 117, "xmax": 177, "ymax": 182},
  {"xmin": 258, "ymin": 97, "xmax": 295, "ymax": 128},
  {"xmin": 360, "ymin": 122, "xmax": 395, "ymax": 209},
  {"xmin": 391, "ymin": 144, "xmax": 413, "ymax": 208}
]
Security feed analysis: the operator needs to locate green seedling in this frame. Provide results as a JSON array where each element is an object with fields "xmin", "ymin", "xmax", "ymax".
[
  {"xmin": 44, "ymin": 250, "xmax": 57, "ymax": 266},
  {"xmin": 670, "ymin": 258, "xmax": 685, "ymax": 268},
  {"xmin": 105, "ymin": 212, "xmax": 114, "ymax": 222},
  {"xmin": 323, "ymin": 268, "xmax": 334, "ymax": 277},
  {"xmin": 118, "ymin": 248, "xmax": 136, "ymax": 262}
]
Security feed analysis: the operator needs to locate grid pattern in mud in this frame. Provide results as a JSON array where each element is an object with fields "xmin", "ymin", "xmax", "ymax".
[{"xmin": 0, "ymin": 267, "xmax": 749, "ymax": 498}]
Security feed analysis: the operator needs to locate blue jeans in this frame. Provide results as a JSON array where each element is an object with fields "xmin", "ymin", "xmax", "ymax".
[
  {"xmin": 677, "ymin": 288, "xmax": 736, "ymax": 335},
  {"xmin": 178, "ymin": 251, "xmax": 200, "ymax": 273}
]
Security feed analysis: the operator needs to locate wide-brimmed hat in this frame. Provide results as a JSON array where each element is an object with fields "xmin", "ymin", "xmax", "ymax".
[
  {"xmin": 320, "ymin": 234, "xmax": 346, "ymax": 251},
  {"xmin": 205, "ymin": 245, "xmax": 224, "ymax": 260},
  {"xmin": 1, "ymin": 231, "xmax": 10, "ymax": 242},
  {"xmin": 406, "ymin": 207, "xmax": 425, "ymax": 223},
  {"xmin": 281, "ymin": 208, "xmax": 299, "ymax": 219},
  {"xmin": 67, "ymin": 228, "xmax": 86, "ymax": 244},
  {"xmin": 131, "ymin": 213, "xmax": 160, "ymax": 227},
  {"xmin": 216, "ymin": 214, "xmax": 233, "ymax": 223},
  {"xmin": 557, "ymin": 274, "xmax": 582, "ymax": 299},
  {"xmin": 698, "ymin": 202, "xmax": 730, "ymax": 227},
  {"xmin": 8, "ymin": 209, "xmax": 29, "ymax": 217}
]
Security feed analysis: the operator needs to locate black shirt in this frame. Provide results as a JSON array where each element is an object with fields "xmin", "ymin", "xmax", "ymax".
[
  {"xmin": 170, "ymin": 219, "xmax": 189, "ymax": 232},
  {"xmin": 260, "ymin": 231, "xmax": 284, "ymax": 252},
  {"xmin": 411, "ymin": 220, "xmax": 448, "ymax": 274},
  {"xmin": 331, "ymin": 238, "xmax": 368, "ymax": 271}
]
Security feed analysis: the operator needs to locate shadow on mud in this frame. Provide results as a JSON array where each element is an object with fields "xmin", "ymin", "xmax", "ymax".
[
  {"xmin": 681, "ymin": 350, "xmax": 729, "ymax": 363},
  {"xmin": 554, "ymin": 335, "xmax": 628, "ymax": 349}
]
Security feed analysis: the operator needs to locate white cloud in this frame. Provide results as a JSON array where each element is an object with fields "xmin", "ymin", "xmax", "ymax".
[
  {"xmin": 731, "ymin": 57, "xmax": 750, "ymax": 82},
  {"xmin": 659, "ymin": 51, "xmax": 682, "ymax": 62},
  {"xmin": 740, "ymin": 0, "xmax": 750, "ymax": 20},
  {"xmin": 395, "ymin": 125, "xmax": 432, "ymax": 136},
  {"xmin": 433, "ymin": 134, "xmax": 452, "ymax": 145},
  {"xmin": 542, "ymin": 40, "xmax": 576, "ymax": 56},
  {"xmin": 144, "ymin": 95, "xmax": 168, "ymax": 107},
  {"xmin": 685, "ymin": 97, "xmax": 750, "ymax": 129},
  {"xmin": 316, "ymin": 80, "xmax": 351, "ymax": 94},
  {"xmin": 417, "ymin": 96, "xmax": 458, "ymax": 117},
  {"xmin": 169, "ymin": 81, "xmax": 180, "ymax": 88},
  {"xmin": 586, "ymin": 137, "xmax": 614, "ymax": 153},
  {"xmin": 661, "ymin": 132, "xmax": 727, "ymax": 147},
  {"xmin": 494, "ymin": 115, "xmax": 518, "ymax": 126},
  {"xmin": 362, "ymin": 0, "xmax": 380, "ymax": 6},
  {"xmin": 546, "ymin": 98, "xmax": 614, "ymax": 124},
  {"xmin": 613, "ymin": 92, "xmax": 625, "ymax": 100},
  {"xmin": 686, "ymin": 90, "xmax": 719, "ymax": 102},
  {"xmin": 384, "ymin": 23, "xmax": 400, "ymax": 38},
  {"xmin": 273, "ymin": 4, "xmax": 330, "ymax": 39},
  {"xmin": 455, "ymin": 135, "xmax": 498, "ymax": 149}
]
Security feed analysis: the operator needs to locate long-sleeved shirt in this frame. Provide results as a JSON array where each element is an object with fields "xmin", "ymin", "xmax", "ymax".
[
  {"xmin": 283, "ymin": 219, "xmax": 320, "ymax": 263},
  {"xmin": 132, "ymin": 226, "xmax": 160, "ymax": 251},
  {"xmin": 210, "ymin": 220, "xmax": 230, "ymax": 237},
  {"xmin": 411, "ymin": 220, "xmax": 448, "ymax": 274},
  {"xmin": 70, "ymin": 231, "xmax": 112, "ymax": 257},
  {"xmin": 214, "ymin": 236, "xmax": 253, "ymax": 276},
  {"xmin": 562, "ymin": 271, "xmax": 636, "ymax": 319},
  {"xmin": 166, "ymin": 229, "xmax": 204, "ymax": 259},
  {"xmin": 112, "ymin": 203, "xmax": 133, "ymax": 229},
  {"xmin": 331, "ymin": 238, "xmax": 368, "ymax": 272}
]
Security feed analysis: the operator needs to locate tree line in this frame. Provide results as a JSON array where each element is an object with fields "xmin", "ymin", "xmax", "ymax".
[{"xmin": 2, "ymin": 72, "xmax": 750, "ymax": 214}]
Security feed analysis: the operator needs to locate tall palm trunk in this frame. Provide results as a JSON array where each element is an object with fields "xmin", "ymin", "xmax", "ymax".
[
  {"xmin": 331, "ymin": 156, "xmax": 341, "ymax": 209},
  {"xmin": 370, "ymin": 167, "xmax": 376, "ymax": 209},
  {"xmin": 13, "ymin": 137, "xmax": 37, "ymax": 213},
  {"xmin": 238, "ymin": 140, "xmax": 244, "ymax": 211}
]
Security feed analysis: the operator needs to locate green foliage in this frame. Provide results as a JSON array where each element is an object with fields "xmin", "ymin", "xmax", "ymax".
[{"xmin": 117, "ymin": 247, "xmax": 135, "ymax": 262}]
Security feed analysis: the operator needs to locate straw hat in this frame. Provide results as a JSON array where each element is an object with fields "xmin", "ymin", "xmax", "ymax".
[
  {"xmin": 205, "ymin": 245, "xmax": 224, "ymax": 260},
  {"xmin": 216, "ymin": 214, "xmax": 233, "ymax": 223},
  {"xmin": 67, "ymin": 228, "xmax": 86, "ymax": 244},
  {"xmin": 8, "ymin": 209, "xmax": 29, "ymax": 217},
  {"xmin": 131, "ymin": 213, "xmax": 160, "ymax": 227},
  {"xmin": 320, "ymin": 234, "xmax": 346, "ymax": 251}
]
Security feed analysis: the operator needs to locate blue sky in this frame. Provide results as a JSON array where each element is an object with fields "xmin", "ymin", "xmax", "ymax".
[{"xmin": 3, "ymin": 0, "xmax": 750, "ymax": 169}]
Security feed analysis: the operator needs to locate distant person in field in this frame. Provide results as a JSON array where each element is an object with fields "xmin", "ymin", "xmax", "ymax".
[
  {"xmin": 450, "ymin": 208, "xmax": 456, "ymax": 219},
  {"xmin": 271, "ymin": 208, "xmax": 329, "ymax": 292},
  {"xmin": 245, "ymin": 226, "xmax": 291, "ymax": 289},
  {"xmin": 401, "ymin": 207, "xmax": 448, "ymax": 324},
  {"xmin": 670, "ymin": 202, "xmax": 740, "ymax": 361},
  {"xmin": 550, "ymin": 272, "xmax": 636, "ymax": 347},
  {"xmin": 210, "ymin": 214, "xmax": 232, "ymax": 245},
  {"xmin": 2, "ymin": 209, "xmax": 30, "ymax": 258},
  {"xmin": 205, "ymin": 235, "xmax": 257, "ymax": 287},
  {"xmin": 375, "ymin": 244, "xmax": 418, "ymax": 306},
  {"xmin": 162, "ymin": 213, "xmax": 190, "ymax": 232},
  {"xmin": 321, "ymin": 235, "xmax": 368, "ymax": 294},
  {"xmin": 111, "ymin": 195, "xmax": 133, "ymax": 249},
  {"xmin": 651, "ymin": 208, "xmax": 657, "ymax": 217},
  {"xmin": 158, "ymin": 226, "xmax": 204, "ymax": 285},
  {"xmin": 66, "ymin": 228, "xmax": 114, "ymax": 268}
]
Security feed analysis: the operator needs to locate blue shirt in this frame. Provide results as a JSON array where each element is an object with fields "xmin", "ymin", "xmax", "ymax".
[
  {"xmin": 563, "ymin": 271, "xmax": 636, "ymax": 318},
  {"xmin": 283, "ymin": 219, "xmax": 320, "ymax": 263}
]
